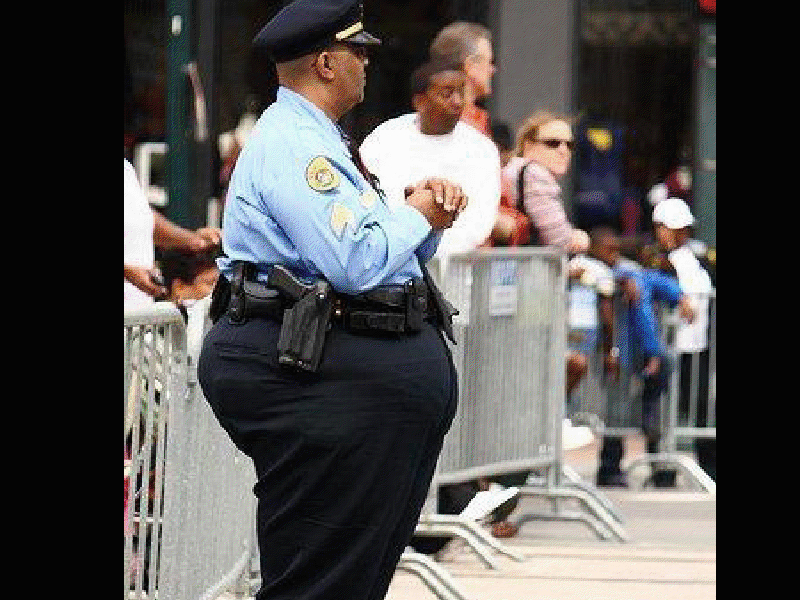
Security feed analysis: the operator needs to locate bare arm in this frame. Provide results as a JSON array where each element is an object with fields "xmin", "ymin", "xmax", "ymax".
[{"xmin": 152, "ymin": 210, "xmax": 222, "ymax": 253}]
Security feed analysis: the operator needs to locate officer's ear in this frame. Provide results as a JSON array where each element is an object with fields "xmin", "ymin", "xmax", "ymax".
[{"xmin": 314, "ymin": 50, "xmax": 336, "ymax": 82}]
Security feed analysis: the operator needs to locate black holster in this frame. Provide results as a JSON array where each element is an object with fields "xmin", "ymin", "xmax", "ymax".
[
  {"xmin": 209, "ymin": 272, "xmax": 232, "ymax": 324},
  {"xmin": 214, "ymin": 263, "xmax": 334, "ymax": 373},
  {"xmin": 275, "ymin": 277, "xmax": 334, "ymax": 373}
]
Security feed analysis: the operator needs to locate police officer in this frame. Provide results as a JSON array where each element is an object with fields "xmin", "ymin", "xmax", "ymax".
[{"xmin": 197, "ymin": 1, "xmax": 467, "ymax": 599}]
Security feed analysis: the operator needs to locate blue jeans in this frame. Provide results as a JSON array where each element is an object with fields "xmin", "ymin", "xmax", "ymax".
[
  {"xmin": 598, "ymin": 353, "xmax": 671, "ymax": 477},
  {"xmin": 641, "ymin": 353, "xmax": 671, "ymax": 447}
]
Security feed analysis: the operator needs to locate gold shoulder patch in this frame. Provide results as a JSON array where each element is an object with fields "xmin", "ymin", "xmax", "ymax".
[
  {"xmin": 360, "ymin": 189, "xmax": 378, "ymax": 209},
  {"xmin": 306, "ymin": 156, "xmax": 340, "ymax": 192},
  {"xmin": 330, "ymin": 202, "xmax": 354, "ymax": 239}
]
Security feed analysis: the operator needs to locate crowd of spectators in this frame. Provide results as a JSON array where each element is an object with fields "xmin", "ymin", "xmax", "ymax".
[{"xmin": 125, "ymin": 17, "xmax": 716, "ymax": 548}]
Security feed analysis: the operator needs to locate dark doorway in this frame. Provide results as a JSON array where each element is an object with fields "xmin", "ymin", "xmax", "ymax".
[{"xmin": 573, "ymin": 0, "xmax": 694, "ymax": 236}]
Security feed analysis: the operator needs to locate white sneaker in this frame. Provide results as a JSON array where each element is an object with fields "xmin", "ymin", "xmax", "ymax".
[
  {"xmin": 563, "ymin": 418, "xmax": 594, "ymax": 450},
  {"xmin": 460, "ymin": 485, "xmax": 520, "ymax": 521}
]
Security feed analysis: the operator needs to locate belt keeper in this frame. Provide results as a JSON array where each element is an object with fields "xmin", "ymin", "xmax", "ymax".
[
  {"xmin": 228, "ymin": 263, "xmax": 247, "ymax": 324},
  {"xmin": 405, "ymin": 278, "xmax": 425, "ymax": 331}
]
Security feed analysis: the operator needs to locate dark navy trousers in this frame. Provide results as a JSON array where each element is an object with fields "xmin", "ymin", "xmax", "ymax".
[{"xmin": 198, "ymin": 315, "xmax": 458, "ymax": 600}]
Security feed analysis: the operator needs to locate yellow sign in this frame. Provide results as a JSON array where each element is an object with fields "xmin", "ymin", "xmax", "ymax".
[
  {"xmin": 306, "ymin": 156, "xmax": 340, "ymax": 192},
  {"xmin": 586, "ymin": 128, "xmax": 612, "ymax": 152}
]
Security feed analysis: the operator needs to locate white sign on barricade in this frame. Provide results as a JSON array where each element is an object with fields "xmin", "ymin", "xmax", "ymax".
[{"xmin": 488, "ymin": 259, "xmax": 518, "ymax": 317}]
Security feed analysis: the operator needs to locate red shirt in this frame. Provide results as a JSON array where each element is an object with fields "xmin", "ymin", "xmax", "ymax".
[
  {"xmin": 461, "ymin": 105, "xmax": 491, "ymax": 137},
  {"xmin": 461, "ymin": 106, "xmax": 531, "ymax": 246}
]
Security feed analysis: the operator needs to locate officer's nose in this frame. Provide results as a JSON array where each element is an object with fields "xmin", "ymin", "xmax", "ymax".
[{"xmin": 450, "ymin": 90, "xmax": 465, "ymax": 112}]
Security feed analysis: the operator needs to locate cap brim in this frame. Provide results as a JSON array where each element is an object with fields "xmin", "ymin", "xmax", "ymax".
[
  {"xmin": 660, "ymin": 217, "xmax": 694, "ymax": 229},
  {"xmin": 345, "ymin": 30, "xmax": 381, "ymax": 45}
]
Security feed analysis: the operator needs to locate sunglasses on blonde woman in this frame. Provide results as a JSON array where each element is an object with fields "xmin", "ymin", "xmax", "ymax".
[{"xmin": 538, "ymin": 138, "xmax": 575, "ymax": 150}]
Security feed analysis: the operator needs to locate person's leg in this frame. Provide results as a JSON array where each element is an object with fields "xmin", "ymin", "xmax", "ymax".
[
  {"xmin": 641, "ymin": 354, "xmax": 675, "ymax": 487},
  {"xmin": 366, "ymin": 330, "xmax": 459, "ymax": 599},
  {"xmin": 566, "ymin": 352, "xmax": 588, "ymax": 396},
  {"xmin": 596, "ymin": 435, "xmax": 627, "ymax": 486}
]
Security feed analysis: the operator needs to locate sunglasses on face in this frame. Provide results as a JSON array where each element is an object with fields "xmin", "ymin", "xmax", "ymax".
[
  {"xmin": 329, "ymin": 42, "xmax": 369, "ymax": 61},
  {"xmin": 537, "ymin": 138, "xmax": 575, "ymax": 150}
]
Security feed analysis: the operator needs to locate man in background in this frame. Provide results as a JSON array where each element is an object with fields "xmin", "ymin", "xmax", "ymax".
[
  {"xmin": 360, "ymin": 58, "xmax": 501, "ymax": 263},
  {"xmin": 429, "ymin": 21, "xmax": 528, "ymax": 246},
  {"xmin": 360, "ymin": 58, "xmax": 519, "ymax": 548}
]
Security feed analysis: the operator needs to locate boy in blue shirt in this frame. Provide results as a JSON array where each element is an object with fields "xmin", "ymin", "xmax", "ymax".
[{"xmin": 589, "ymin": 228, "xmax": 693, "ymax": 487}]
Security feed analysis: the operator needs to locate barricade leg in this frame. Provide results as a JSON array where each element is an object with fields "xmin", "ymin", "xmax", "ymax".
[
  {"xmin": 414, "ymin": 513, "xmax": 524, "ymax": 569},
  {"xmin": 397, "ymin": 549, "xmax": 473, "ymax": 600},
  {"xmin": 514, "ymin": 482, "xmax": 629, "ymax": 542},
  {"xmin": 625, "ymin": 452, "xmax": 716, "ymax": 494},
  {"xmin": 560, "ymin": 465, "xmax": 626, "ymax": 525},
  {"xmin": 510, "ymin": 461, "xmax": 628, "ymax": 541}
]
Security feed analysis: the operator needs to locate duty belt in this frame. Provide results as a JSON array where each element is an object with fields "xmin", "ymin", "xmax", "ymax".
[
  {"xmin": 209, "ymin": 262, "xmax": 457, "ymax": 372},
  {"xmin": 220, "ymin": 269, "xmax": 433, "ymax": 332}
]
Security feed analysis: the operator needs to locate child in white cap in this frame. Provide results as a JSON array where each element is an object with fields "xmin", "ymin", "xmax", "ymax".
[
  {"xmin": 652, "ymin": 198, "xmax": 712, "ymax": 348},
  {"xmin": 652, "ymin": 197, "xmax": 715, "ymax": 481}
]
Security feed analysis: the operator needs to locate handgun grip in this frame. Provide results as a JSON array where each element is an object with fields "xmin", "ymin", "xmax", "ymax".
[{"xmin": 267, "ymin": 264, "xmax": 314, "ymax": 301}]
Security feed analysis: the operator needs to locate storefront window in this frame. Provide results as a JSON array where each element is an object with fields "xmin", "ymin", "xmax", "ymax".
[{"xmin": 574, "ymin": 0, "xmax": 695, "ymax": 237}]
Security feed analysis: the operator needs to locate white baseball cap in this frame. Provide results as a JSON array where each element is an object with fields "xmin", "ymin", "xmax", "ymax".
[{"xmin": 652, "ymin": 197, "xmax": 695, "ymax": 229}]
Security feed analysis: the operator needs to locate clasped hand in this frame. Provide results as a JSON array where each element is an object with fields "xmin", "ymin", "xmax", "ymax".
[{"xmin": 404, "ymin": 177, "xmax": 468, "ymax": 230}]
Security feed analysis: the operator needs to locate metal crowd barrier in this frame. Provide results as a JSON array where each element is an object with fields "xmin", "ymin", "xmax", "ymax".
[
  {"xmin": 404, "ymin": 248, "xmax": 627, "ymax": 599},
  {"xmin": 124, "ymin": 300, "xmax": 257, "ymax": 600},
  {"xmin": 434, "ymin": 248, "xmax": 568, "ymax": 484},
  {"xmin": 124, "ymin": 250, "xmax": 637, "ymax": 600},
  {"xmin": 568, "ymin": 288, "xmax": 716, "ymax": 493},
  {"xmin": 630, "ymin": 290, "xmax": 716, "ymax": 492}
]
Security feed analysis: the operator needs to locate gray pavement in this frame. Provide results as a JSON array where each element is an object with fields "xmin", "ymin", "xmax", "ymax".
[
  {"xmin": 385, "ymin": 433, "xmax": 716, "ymax": 600},
  {"xmin": 219, "ymin": 434, "xmax": 716, "ymax": 600}
]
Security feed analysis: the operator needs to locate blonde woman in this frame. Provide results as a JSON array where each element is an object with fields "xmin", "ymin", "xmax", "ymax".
[{"xmin": 506, "ymin": 110, "xmax": 590, "ymax": 253}]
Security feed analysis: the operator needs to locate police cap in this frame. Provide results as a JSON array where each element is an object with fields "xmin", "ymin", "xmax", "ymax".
[{"xmin": 254, "ymin": 0, "xmax": 381, "ymax": 63}]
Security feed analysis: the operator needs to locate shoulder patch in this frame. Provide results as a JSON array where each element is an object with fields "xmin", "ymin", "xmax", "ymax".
[
  {"xmin": 360, "ymin": 189, "xmax": 378, "ymax": 209},
  {"xmin": 330, "ymin": 202, "xmax": 354, "ymax": 239},
  {"xmin": 306, "ymin": 156, "xmax": 340, "ymax": 192}
]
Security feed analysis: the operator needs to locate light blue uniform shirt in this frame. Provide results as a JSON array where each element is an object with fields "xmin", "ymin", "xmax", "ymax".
[{"xmin": 218, "ymin": 86, "xmax": 440, "ymax": 294}]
